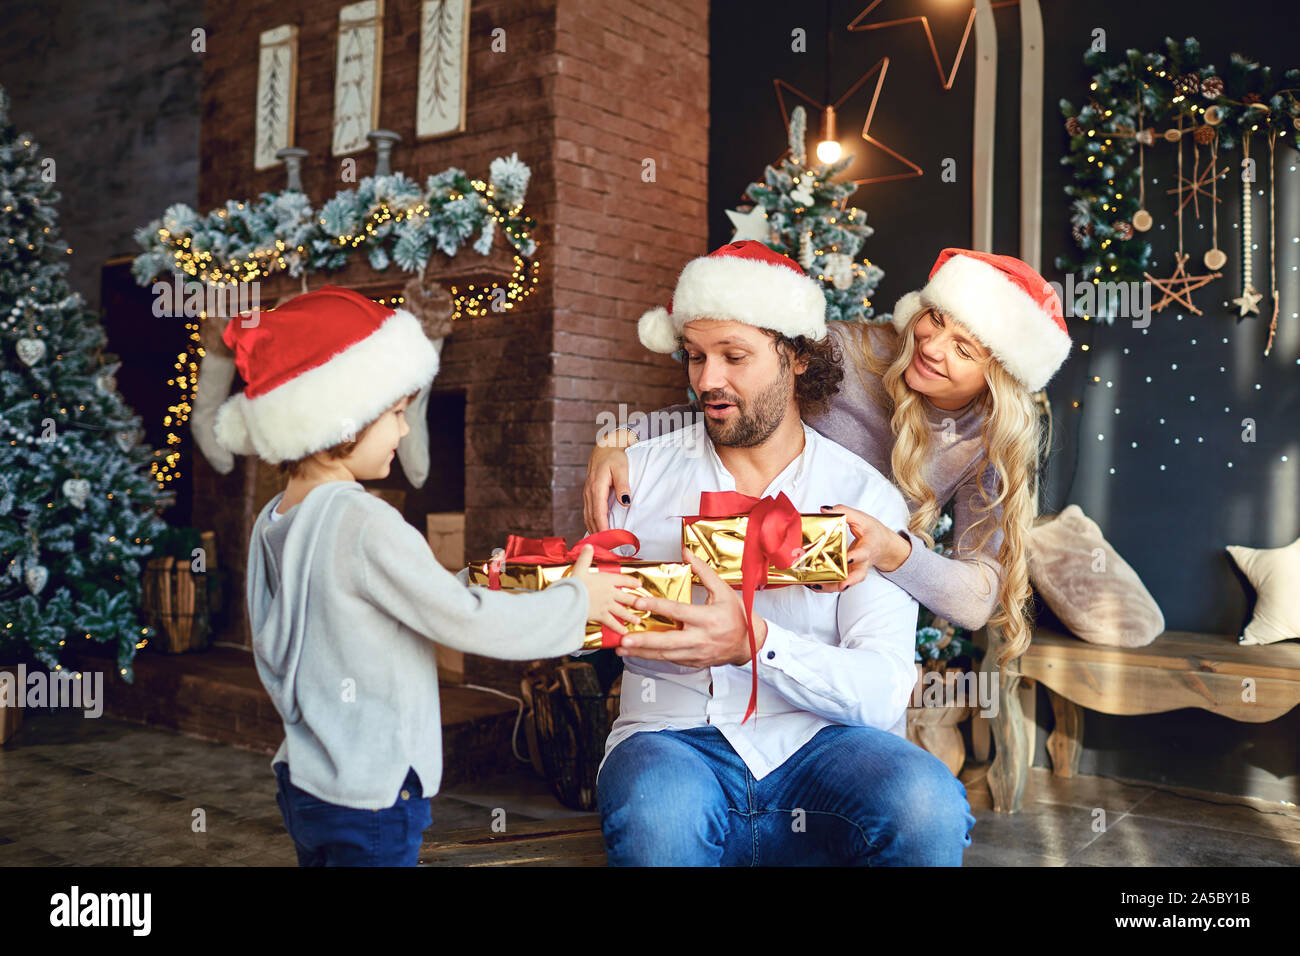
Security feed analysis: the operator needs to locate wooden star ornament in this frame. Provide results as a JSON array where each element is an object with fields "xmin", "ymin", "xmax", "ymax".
[
  {"xmin": 1231, "ymin": 285, "xmax": 1263, "ymax": 318},
  {"xmin": 1143, "ymin": 252, "xmax": 1220, "ymax": 315}
]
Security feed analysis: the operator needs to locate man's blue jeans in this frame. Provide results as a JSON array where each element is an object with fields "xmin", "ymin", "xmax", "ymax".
[
  {"xmin": 273, "ymin": 762, "xmax": 432, "ymax": 867},
  {"xmin": 597, "ymin": 724, "xmax": 975, "ymax": 865}
]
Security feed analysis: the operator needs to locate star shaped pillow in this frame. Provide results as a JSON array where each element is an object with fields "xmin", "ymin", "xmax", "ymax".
[{"xmin": 1226, "ymin": 535, "xmax": 1300, "ymax": 645}]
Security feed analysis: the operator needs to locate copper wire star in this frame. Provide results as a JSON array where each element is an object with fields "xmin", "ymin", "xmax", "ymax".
[
  {"xmin": 1144, "ymin": 252, "xmax": 1221, "ymax": 315},
  {"xmin": 773, "ymin": 58, "xmax": 922, "ymax": 187},
  {"xmin": 847, "ymin": 0, "xmax": 1022, "ymax": 90}
]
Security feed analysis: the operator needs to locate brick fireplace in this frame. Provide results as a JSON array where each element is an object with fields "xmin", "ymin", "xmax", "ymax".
[{"xmin": 193, "ymin": 0, "xmax": 710, "ymax": 690}]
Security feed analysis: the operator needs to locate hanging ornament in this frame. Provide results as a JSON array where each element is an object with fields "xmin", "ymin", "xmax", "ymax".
[
  {"xmin": 1132, "ymin": 101, "xmax": 1153, "ymax": 231},
  {"xmin": 1264, "ymin": 130, "xmax": 1280, "ymax": 356},
  {"xmin": 790, "ymin": 184, "xmax": 815, "ymax": 206},
  {"xmin": 16, "ymin": 337, "xmax": 46, "ymax": 366},
  {"xmin": 824, "ymin": 252, "xmax": 854, "ymax": 290},
  {"xmin": 95, "ymin": 361, "xmax": 122, "ymax": 395},
  {"xmin": 115, "ymin": 426, "xmax": 143, "ymax": 452},
  {"xmin": 1065, "ymin": 116, "xmax": 1084, "ymax": 136},
  {"xmin": 1204, "ymin": 106, "xmax": 1224, "ymax": 126},
  {"xmin": 798, "ymin": 230, "xmax": 814, "ymax": 271},
  {"xmin": 1114, "ymin": 221, "xmax": 1134, "ymax": 240},
  {"xmin": 1174, "ymin": 73, "xmax": 1201, "ymax": 97},
  {"xmin": 1204, "ymin": 138, "xmax": 1227, "ymax": 271},
  {"xmin": 1163, "ymin": 128, "xmax": 1183, "ymax": 142},
  {"xmin": 62, "ymin": 478, "xmax": 90, "ymax": 510},
  {"xmin": 24, "ymin": 563, "xmax": 49, "ymax": 596},
  {"xmin": 1201, "ymin": 76, "xmax": 1223, "ymax": 99},
  {"xmin": 1232, "ymin": 131, "xmax": 1263, "ymax": 318},
  {"xmin": 1193, "ymin": 125, "xmax": 1216, "ymax": 145},
  {"xmin": 1144, "ymin": 115, "xmax": 1220, "ymax": 315}
]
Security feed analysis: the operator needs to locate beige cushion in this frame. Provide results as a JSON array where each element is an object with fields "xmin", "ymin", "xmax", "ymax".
[
  {"xmin": 1226, "ymin": 535, "xmax": 1300, "ymax": 645},
  {"xmin": 1027, "ymin": 504, "xmax": 1165, "ymax": 647}
]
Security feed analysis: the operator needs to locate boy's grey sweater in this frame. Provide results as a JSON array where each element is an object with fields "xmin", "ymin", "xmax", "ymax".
[{"xmin": 246, "ymin": 480, "xmax": 588, "ymax": 809}]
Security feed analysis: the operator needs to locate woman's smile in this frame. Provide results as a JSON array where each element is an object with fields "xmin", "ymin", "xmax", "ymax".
[{"xmin": 911, "ymin": 351, "xmax": 947, "ymax": 380}]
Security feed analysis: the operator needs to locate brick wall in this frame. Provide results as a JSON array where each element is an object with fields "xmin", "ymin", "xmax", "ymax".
[
  {"xmin": 549, "ymin": 0, "xmax": 710, "ymax": 538},
  {"xmin": 195, "ymin": 0, "xmax": 708, "ymax": 658}
]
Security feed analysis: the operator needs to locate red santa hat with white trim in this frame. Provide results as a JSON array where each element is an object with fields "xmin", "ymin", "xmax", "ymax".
[
  {"xmin": 890, "ymin": 248, "xmax": 1071, "ymax": 393},
  {"xmin": 212, "ymin": 285, "xmax": 439, "ymax": 464},
  {"xmin": 637, "ymin": 240, "xmax": 828, "ymax": 352}
]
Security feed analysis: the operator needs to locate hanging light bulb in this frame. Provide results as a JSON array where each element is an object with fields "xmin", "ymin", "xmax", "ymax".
[{"xmin": 816, "ymin": 106, "xmax": 842, "ymax": 164}]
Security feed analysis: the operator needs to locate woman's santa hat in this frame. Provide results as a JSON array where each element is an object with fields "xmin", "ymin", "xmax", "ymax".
[
  {"xmin": 211, "ymin": 285, "xmax": 439, "ymax": 464},
  {"xmin": 891, "ymin": 248, "xmax": 1071, "ymax": 393},
  {"xmin": 638, "ymin": 240, "xmax": 828, "ymax": 352}
]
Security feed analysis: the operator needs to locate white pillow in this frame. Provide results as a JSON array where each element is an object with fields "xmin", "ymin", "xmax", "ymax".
[{"xmin": 1226, "ymin": 535, "xmax": 1300, "ymax": 645}]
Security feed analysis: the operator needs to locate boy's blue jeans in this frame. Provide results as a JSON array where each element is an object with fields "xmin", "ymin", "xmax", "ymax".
[
  {"xmin": 273, "ymin": 762, "xmax": 432, "ymax": 866},
  {"xmin": 597, "ymin": 724, "xmax": 975, "ymax": 866}
]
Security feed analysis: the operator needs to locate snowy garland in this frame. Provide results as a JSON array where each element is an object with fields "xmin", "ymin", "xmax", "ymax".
[{"xmin": 130, "ymin": 153, "xmax": 537, "ymax": 289}]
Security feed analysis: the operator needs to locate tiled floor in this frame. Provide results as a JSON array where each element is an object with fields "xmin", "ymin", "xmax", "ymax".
[{"xmin": 2, "ymin": 708, "xmax": 1298, "ymax": 866}]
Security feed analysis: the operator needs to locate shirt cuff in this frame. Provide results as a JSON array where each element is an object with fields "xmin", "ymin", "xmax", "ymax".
[{"xmin": 753, "ymin": 619, "xmax": 795, "ymax": 674}]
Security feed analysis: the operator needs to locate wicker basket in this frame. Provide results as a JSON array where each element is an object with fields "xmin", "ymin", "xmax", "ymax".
[
  {"xmin": 140, "ymin": 555, "xmax": 212, "ymax": 654},
  {"xmin": 520, "ymin": 661, "xmax": 621, "ymax": 811}
]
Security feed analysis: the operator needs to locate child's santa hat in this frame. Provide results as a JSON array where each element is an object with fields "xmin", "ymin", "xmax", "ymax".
[
  {"xmin": 890, "ymin": 249, "xmax": 1071, "ymax": 393},
  {"xmin": 212, "ymin": 285, "xmax": 439, "ymax": 464},
  {"xmin": 637, "ymin": 240, "xmax": 828, "ymax": 352}
]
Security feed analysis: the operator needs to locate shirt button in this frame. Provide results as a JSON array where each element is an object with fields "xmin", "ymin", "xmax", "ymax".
[
  {"xmin": 400, "ymin": 789, "xmax": 410, "ymax": 801},
  {"xmin": 766, "ymin": 650, "xmax": 775, "ymax": 659}
]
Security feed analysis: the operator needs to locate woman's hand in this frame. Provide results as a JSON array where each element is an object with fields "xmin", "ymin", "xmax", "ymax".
[
  {"xmin": 582, "ymin": 433, "xmax": 635, "ymax": 533},
  {"xmin": 568, "ymin": 545, "xmax": 643, "ymax": 635},
  {"xmin": 813, "ymin": 503, "xmax": 913, "ymax": 593}
]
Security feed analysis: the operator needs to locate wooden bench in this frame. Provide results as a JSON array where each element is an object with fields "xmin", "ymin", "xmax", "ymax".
[{"xmin": 984, "ymin": 623, "xmax": 1300, "ymax": 813}]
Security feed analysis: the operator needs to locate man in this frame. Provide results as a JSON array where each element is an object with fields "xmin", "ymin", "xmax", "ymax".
[{"xmin": 596, "ymin": 240, "xmax": 975, "ymax": 866}]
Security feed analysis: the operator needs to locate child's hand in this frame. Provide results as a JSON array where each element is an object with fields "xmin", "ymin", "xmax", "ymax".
[{"xmin": 568, "ymin": 544, "xmax": 643, "ymax": 636}]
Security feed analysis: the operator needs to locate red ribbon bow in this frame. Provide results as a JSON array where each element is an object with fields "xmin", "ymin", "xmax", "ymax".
[
  {"xmin": 687, "ymin": 491, "xmax": 803, "ymax": 723},
  {"xmin": 482, "ymin": 530, "xmax": 641, "ymax": 647}
]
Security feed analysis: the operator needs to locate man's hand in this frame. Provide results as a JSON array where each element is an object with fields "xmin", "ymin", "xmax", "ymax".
[
  {"xmin": 615, "ymin": 545, "xmax": 767, "ymax": 668},
  {"xmin": 813, "ymin": 503, "xmax": 912, "ymax": 593}
]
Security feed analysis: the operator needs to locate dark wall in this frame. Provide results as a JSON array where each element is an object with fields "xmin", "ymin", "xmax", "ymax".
[
  {"xmin": 711, "ymin": 0, "xmax": 1300, "ymax": 802},
  {"xmin": 0, "ymin": 0, "xmax": 203, "ymax": 313},
  {"xmin": 0, "ymin": 0, "xmax": 204, "ymax": 526}
]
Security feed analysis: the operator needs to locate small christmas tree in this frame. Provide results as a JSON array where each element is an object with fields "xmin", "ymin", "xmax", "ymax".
[
  {"xmin": 0, "ymin": 85, "xmax": 170, "ymax": 681},
  {"xmin": 740, "ymin": 105, "xmax": 887, "ymax": 323}
]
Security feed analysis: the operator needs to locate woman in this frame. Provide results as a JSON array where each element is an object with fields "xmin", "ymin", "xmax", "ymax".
[{"xmin": 583, "ymin": 248, "xmax": 1071, "ymax": 666}]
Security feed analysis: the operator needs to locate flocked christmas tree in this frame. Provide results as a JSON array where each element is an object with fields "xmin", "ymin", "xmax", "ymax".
[
  {"xmin": 736, "ymin": 105, "xmax": 887, "ymax": 323},
  {"xmin": 0, "ymin": 85, "xmax": 169, "ymax": 681}
]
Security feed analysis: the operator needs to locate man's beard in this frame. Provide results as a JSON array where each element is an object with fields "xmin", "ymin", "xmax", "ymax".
[{"xmin": 698, "ymin": 367, "xmax": 792, "ymax": 448}]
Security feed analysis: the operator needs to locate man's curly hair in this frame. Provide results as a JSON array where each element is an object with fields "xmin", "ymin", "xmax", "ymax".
[
  {"xmin": 677, "ymin": 328, "xmax": 844, "ymax": 418},
  {"xmin": 768, "ymin": 329, "xmax": 844, "ymax": 418}
]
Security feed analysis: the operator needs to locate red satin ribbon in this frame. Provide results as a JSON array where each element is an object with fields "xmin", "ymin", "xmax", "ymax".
[
  {"xmin": 687, "ymin": 491, "xmax": 803, "ymax": 723},
  {"xmin": 482, "ymin": 529, "xmax": 641, "ymax": 647}
]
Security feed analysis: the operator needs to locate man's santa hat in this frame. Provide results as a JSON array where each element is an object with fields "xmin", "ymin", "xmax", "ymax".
[
  {"xmin": 637, "ymin": 240, "xmax": 828, "ymax": 352},
  {"xmin": 210, "ymin": 285, "xmax": 439, "ymax": 464},
  {"xmin": 891, "ymin": 248, "xmax": 1071, "ymax": 393}
]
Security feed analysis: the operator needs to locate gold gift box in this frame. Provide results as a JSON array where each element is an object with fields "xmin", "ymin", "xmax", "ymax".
[
  {"xmin": 682, "ymin": 512, "xmax": 849, "ymax": 587},
  {"xmin": 465, "ymin": 559, "xmax": 694, "ymax": 649}
]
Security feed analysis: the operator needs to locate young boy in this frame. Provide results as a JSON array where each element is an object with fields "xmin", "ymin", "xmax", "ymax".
[{"xmin": 212, "ymin": 285, "xmax": 639, "ymax": 866}]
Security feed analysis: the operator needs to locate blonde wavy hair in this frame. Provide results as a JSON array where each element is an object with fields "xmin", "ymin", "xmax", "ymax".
[{"xmin": 838, "ymin": 312, "xmax": 1046, "ymax": 668}]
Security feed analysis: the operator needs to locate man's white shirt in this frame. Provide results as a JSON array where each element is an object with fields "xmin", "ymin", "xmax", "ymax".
[{"xmin": 599, "ymin": 419, "xmax": 919, "ymax": 781}]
